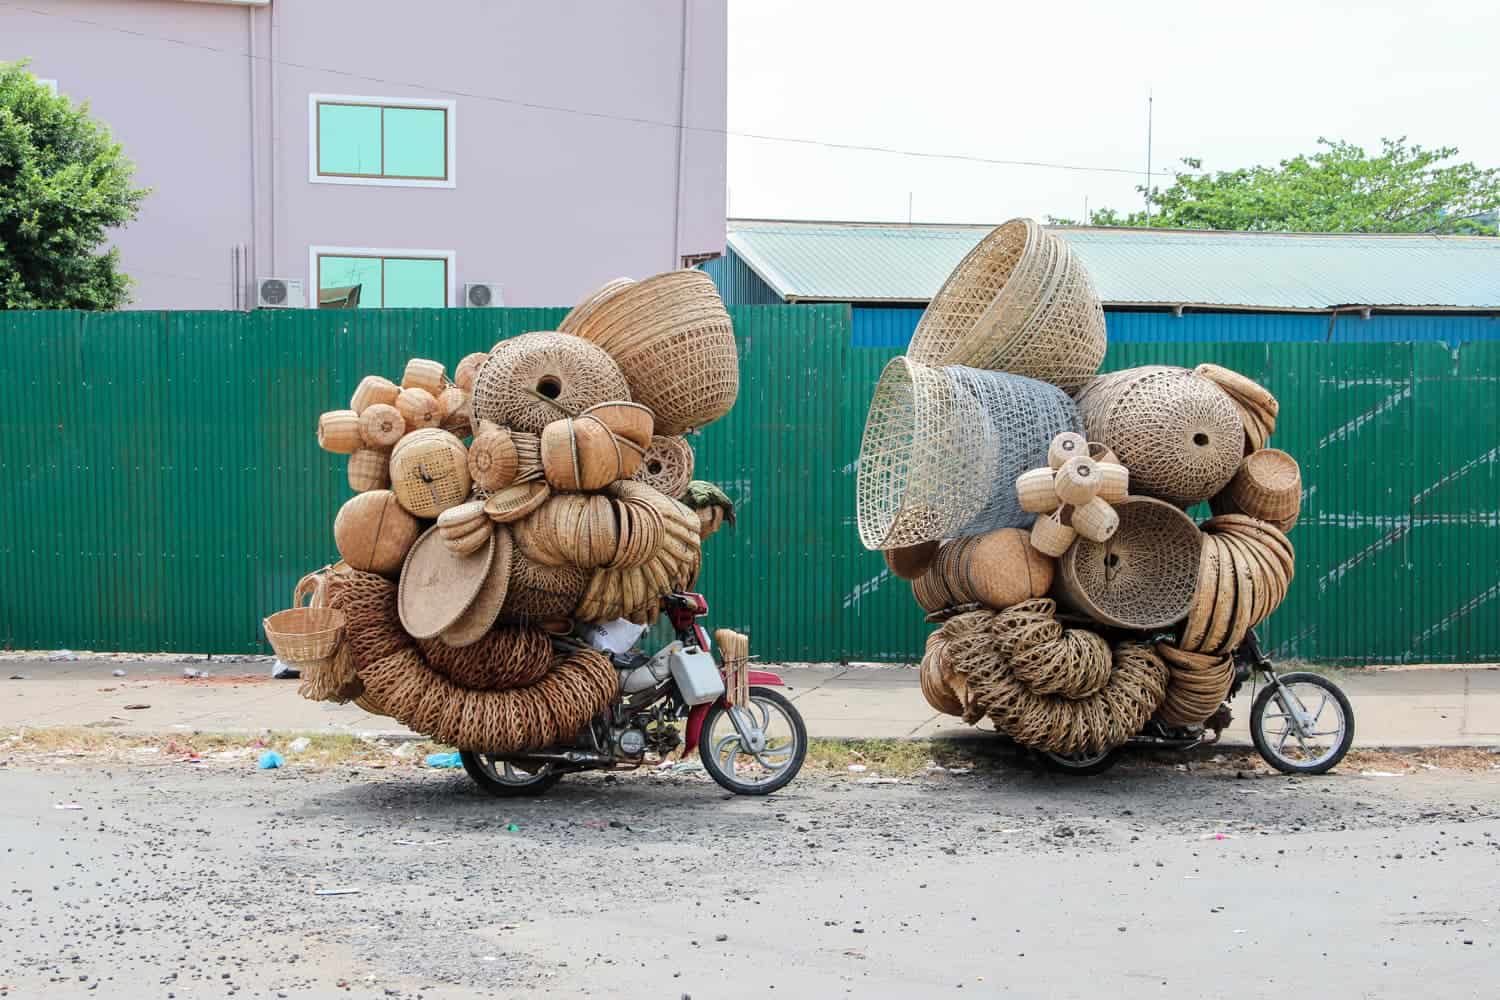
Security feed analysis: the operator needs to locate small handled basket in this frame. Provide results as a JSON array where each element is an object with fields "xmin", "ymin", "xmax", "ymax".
[{"xmin": 263, "ymin": 573, "xmax": 346, "ymax": 666}]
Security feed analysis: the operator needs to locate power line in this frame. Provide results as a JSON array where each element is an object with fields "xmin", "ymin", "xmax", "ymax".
[{"xmin": 0, "ymin": 1, "xmax": 1172, "ymax": 179}]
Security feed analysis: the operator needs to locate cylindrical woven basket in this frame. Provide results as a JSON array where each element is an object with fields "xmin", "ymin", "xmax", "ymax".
[
  {"xmin": 359, "ymin": 403, "xmax": 405, "ymax": 449},
  {"xmin": 1074, "ymin": 366, "xmax": 1244, "ymax": 506},
  {"xmin": 351, "ymin": 375, "xmax": 400, "ymax": 415},
  {"xmin": 317, "ymin": 410, "xmax": 362, "ymax": 454},
  {"xmin": 389, "ymin": 429, "xmax": 471, "ymax": 518},
  {"xmin": 1070, "ymin": 496, "xmax": 1119, "ymax": 543},
  {"xmin": 632, "ymin": 435, "xmax": 695, "ymax": 498},
  {"xmin": 855, "ymin": 358, "xmax": 1080, "ymax": 549},
  {"xmin": 347, "ymin": 448, "xmax": 390, "ymax": 492},
  {"xmin": 906, "ymin": 219, "xmax": 1107, "ymax": 390},
  {"xmin": 401, "ymin": 358, "xmax": 446, "ymax": 396},
  {"xmin": 1056, "ymin": 496, "xmax": 1202, "ymax": 629},
  {"xmin": 1226, "ymin": 448, "xmax": 1301, "ymax": 525},
  {"xmin": 471, "ymin": 332, "xmax": 631, "ymax": 434},
  {"xmin": 395, "ymin": 387, "xmax": 442, "ymax": 433},
  {"xmin": 1015, "ymin": 467, "xmax": 1058, "ymax": 514},
  {"xmin": 567, "ymin": 270, "xmax": 739, "ymax": 436},
  {"xmin": 1054, "ymin": 456, "xmax": 1100, "ymax": 506}
]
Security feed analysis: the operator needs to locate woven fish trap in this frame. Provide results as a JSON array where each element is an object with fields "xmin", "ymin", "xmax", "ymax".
[
  {"xmin": 907, "ymin": 219, "xmax": 1107, "ymax": 390},
  {"xmin": 568, "ymin": 270, "xmax": 739, "ymax": 436},
  {"xmin": 558, "ymin": 277, "xmax": 635, "ymax": 336},
  {"xmin": 1056, "ymin": 497, "xmax": 1201, "ymax": 630},
  {"xmin": 471, "ymin": 332, "xmax": 630, "ymax": 434},
  {"xmin": 356, "ymin": 645, "xmax": 618, "ymax": 753},
  {"xmin": 417, "ymin": 626, "xmax": 552, "ymax": 691},
  {"xmin": 983, "ymin": 641, "xmax": 1169, "ymax": 755},
  {"xmin": 1074, "ymin": 366, "xmax": 1244, "ymax": 506},
  {"xmin": 632, "ymin": 435, "xmax": 695, "ymax": 498},
  {"xmin": 1154, "ymin": 642, "xmax": 1235, "ymax": 727},
  {"xmin": 1225, "ymin": 448, "xmax": 1301, "ymax": 525},
  {"xmin": 856, "ymin": 358, "xmax": 1080, "ymax": 550}
]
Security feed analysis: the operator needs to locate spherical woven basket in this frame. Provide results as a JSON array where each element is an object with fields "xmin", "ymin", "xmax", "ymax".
[
  {"xmin": 855, "ymin": 358, "xmax": 1081, "ymax": 550},
  {"xmin": 471, "ymin": 332, "xmax": 631, "ymax": 434},
  {"xmin": 567, "ymin": 270, "xmax": 739, "ymax": 436},
  {"xmin": 1056, "ymin": 496, "xmax": 1201, "ymax": 630},
  {"xmin": 1074, "ymin": 366, "xmax": 1244, "ymax": 506},
  {"xmin": 467, "ymin": 424, "xmax": 519, "ymax": 491},
  {"xmin": 389, "ymin": 429, "xmax": 471, "ymax": 518},
  {"xmin": 558, "ymin": 277, "xmax": 636, "ymax": 336},
  {"xmin": 454, "ymin": 352, "xmax": 489, "ymax": 394},
  {"xmin": 395, "ymin": 387, "xmax": 442, "ymax": 433},
  {"xmin": 541, "ymin": 415, "xmax": 627, "ymax": 492},
  {"xmin": 632, "ymin": 435, "xmax": 695, "ymax": 498},
  {"xmin": 333, "ymin": 490, "xmax": 421, "ymax": 577},
  {"xmin": 907, "ymin": 219, "xmax": 1107, "ymax": 390}
]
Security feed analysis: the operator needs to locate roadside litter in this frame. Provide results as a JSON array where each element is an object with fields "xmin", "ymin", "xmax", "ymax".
[
  {"xmin": 257, "ymin": 750, "xmax": 284, "ymax": 769},
  {"xmin": 425, "ymin": 752, "xmax": 463, "ymax": 768}
]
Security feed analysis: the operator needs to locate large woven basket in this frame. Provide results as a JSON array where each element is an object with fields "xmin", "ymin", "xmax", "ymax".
[
  {"xmin": 558, "ymin": 277, "xmax": 636, "ymax": 336},
  {"xmin": 1073, "ymin": 366, "xmax": 1244, "ymax": 506},
  {"xmin": 1056, "ymin": 496, "xmax": 1201, "ymax": 630},
  {"xmin": 471, "ymin": 332, "xmax": 630, "ymax": 434},
  {"xmin": 855, "ymin": 357, "xmax": 1080, "ymax": 549},
  {"xmin": 907, "ymin": 219, "xmax": 1107, "ymax": 390},
  {"xmin": 567, "ymin": 270, "xmax": 739, "ymax": 436}
]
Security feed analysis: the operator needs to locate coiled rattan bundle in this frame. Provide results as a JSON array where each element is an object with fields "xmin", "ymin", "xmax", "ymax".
[
  {"xmin": 1154, "ymin": 642, "xmax": 1235, "ymax": 727},
  {"xmin": 471, "ymin": 332, "xmax": 631, "ymax": 434},
  {"xmin": 632, "ymin": 435, "xmax": 695, "ymax": 498},
  {"xmin": 568, "ymin": 270, "xmax": 739, "ymax": 436},
  {"xmin": 512, "ymin": 493, "xmax": 619, "ymax": 569},
  {"xmin": 416, "ymin": 626, "xmax": 552, "ymax": 691},
  {"xmin": 856, "ymin": 358, "xmax": 1080, "ymax": 549},
  {"xmin": 918, "ymin": 630, "xmax": 966, "ymax": 716},
  {"xmin": 1074, "ymin": 366, "xmax": 1244, "ymax": 506},
  {"xmin": 906, "ymin": 219, "xmax": 1107, "ymax": 390},
  {"xmin": 322, "ymin": 569, "xmax": 412, "ymax": 671}
]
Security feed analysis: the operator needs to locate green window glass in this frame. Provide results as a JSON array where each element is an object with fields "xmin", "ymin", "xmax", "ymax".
[
  {"xmin": 318, "ymin": 255, "xmax": 447, "ymax": 309},
  {"xmin": 316, "ymin": 101, "xmax": 448, "ymax": 180}
]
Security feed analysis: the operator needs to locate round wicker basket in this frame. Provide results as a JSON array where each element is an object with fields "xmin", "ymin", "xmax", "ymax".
[
  {"xmin": 906, "ymin": 218, "xmax": 1107, "ymax": 390},
  {"xmin": 317, "ymin": 410, "xmax": 362, "ymax": 454},
  {"xmin": 567, "ymin": 270, "xmax": 739, "ymax": 436},
  {"xmin": 632, "ymin": 435, "xmax": 695, "ymax": 498},
  {"xmin": 395, "ymin": 387, "xmax": 442, "ymax": 433},
  {"xmin": 350, "ymin": 375, "xmax": 400, "ymax": 415},
  {"xmin": 358, "ymin": 403, "xmax": 405, "ymax": 449},
  {"xmin": 467, "ymin": 424, "xmax": 520, "ymax": 491},
  {"xmin": 454, "ymin": 352, "xmax": 489, "ymax": 394},
  {"xmin": 542, "ymin": 415, "xmax": 627, "ymax": 492},
  {"xmin": 389, "ymin": 429, "xmax": 471, "ymax": 518},
  {"xmin": 333, "ymin": 490, "xmax": 421, "ymax": 577},
  {"xmin": 1056, "ymin": 496, "xmax": 1201, "ymax": 629},
  {"xmin": 883, "ymin": 541, "xmax": 939, "ymax": 581},
  {"xmin": 1225, "ymin": 448, "xmax": 1301, "ymax": 525},
  {"xmin": 938, "ymin": 528, "xmax": 1054, "ymax": 610},
  {"xmin": 471, "ymin": 332, "xmax": 631, "ymax": 434},
  {"xmin": 1029, "ymin": 508, "xmax": 1075, "ymax": 557},
  {"xmin": 263, "ymin": 604, "xmax": 345, "ymax": 666},
  {"xmin": 1074, "ymin": 366, "xmax": 1244, "ymax": 506}
]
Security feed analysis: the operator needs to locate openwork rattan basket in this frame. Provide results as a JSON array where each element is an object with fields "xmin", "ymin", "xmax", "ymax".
[
  {"xmin": 856, "ymin": 358, "xmax": 1080, "ymax": 549},
  {"xmin": 1074, "ymin": 366, "xmax": 1244, "ymax": 506},
  {"xmin": 568, "ymin": 270, "xmax": 739, "ymax": 436},
  {"xmin": 558, "ymin": 277, "xmax": 636, "ymax": 336},
  {"xmin": 471, "ymin": 332, "xmax": 630, "ymax": 434},
  {"xmin": 906, "ymin": 219, "xmax": 1107, "ymax": 390},
  {"xmin": 1056, "ymin": 496, "xmax": 1202, "ymax": 630},
  {"xmin": 632, "ymin": 435, "xmax": 695, "ymax": 498}
]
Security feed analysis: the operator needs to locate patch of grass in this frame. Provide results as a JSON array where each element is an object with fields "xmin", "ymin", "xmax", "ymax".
[
  {"xmin": 805, "ymin": 737, "xmax": 987, "ymax": 777},
  {"xmin": 2, "ymin": 726, "xmax": 448, "ymax": 767}
]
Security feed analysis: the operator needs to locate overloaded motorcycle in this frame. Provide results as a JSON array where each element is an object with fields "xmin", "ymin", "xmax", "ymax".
[
  {"xmin": 1043, "ymin": 629, "xmax": 1355, "ymax": 776},
  {"xmin": 460, "ymin": 592, "xmax": 808, "ymax": 796}
]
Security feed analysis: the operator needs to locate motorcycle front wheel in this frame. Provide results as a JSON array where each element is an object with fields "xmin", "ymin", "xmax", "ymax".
[
  {"xmin": 1250, "ymin": 672, "xmax": 1354, "ymax": 775},
  {"xmin": 460, "ymin": 751, "xmax": 563, "ymax": 797},
  {"xmin": 698, "ymin": 687, "xmax": 807, "ymax": 795}
]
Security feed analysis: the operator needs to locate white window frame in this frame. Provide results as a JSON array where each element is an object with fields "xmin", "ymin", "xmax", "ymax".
[
  {"xmin": 309, "ymin": 246, "xmax": 458, "ymax": 308},
  {"xmin": 308, "ymin": 93, "xmax": 457, "ymax": 189}
]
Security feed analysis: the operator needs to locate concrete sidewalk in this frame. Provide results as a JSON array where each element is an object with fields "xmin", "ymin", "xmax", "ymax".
[{"xmin": 3, "ymin": 657, "xmax": 1498, "ymax": 748}]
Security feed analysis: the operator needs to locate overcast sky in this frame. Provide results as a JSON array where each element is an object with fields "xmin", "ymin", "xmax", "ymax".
[{"xmin": 725, "ymin": 0, "xmax": 1500, "ymax": 225}]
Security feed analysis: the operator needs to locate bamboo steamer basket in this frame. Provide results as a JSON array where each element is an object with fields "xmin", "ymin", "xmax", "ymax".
[
  {"xmin": 1095, "ymin": 462, "xmax": 1129, "ymax": 503},
  {"xmin": 1029, "ymin": 508, "xmax": 1075, "ymax": 558},
  {"xmin": 1226, "ymin": 448, "xmax": 1301, "ymax": 526},
  {"xmin": 317, "ymin": 410, "xmax": 362, "ymax": 454},
  {"xmin": 541, "ymin": 416, "xmax": 625, "ymax": 492},
  {"xmin": 347, "ymin": 448, "xmax": 391, "ymax": 492},
  {"xmin": 358, "ymin": 403, "xmax": 405, "ymax": 448},
  {"xmin": 333, "ymin": 490, "xmax": 421, "ymax": 577},
  {"xmin": 389, "ymin": 429, "xmax": 471, "ymax": 518},
  {"xmin": 395, "ymin": 387, "xmax": 442, "ymax": 432},
  {"xmin": 1048, "ymin": 432, "xmax": 1087, "ymax": 470},
  {"xmin": 883, "ymin": 540, "xmax": 939, "ymax": 581},
  {"xmin": 468, "ymin": 424, "xmax": 520, "ymax": 491},
  {"xmin": 1056, "ymin": 496, "xmax": 1201, "ymax": 629},
  {"xmin": 1015, "ymin": 467, "xmax": 1059, "ymax": 514},
  {"xmin": 454, "ymin": 352, "xmax": 489, "ymax": 394},
  {"xmin": 1054, "ymin": 456, "xmax": 1101, "ymax": 506},
  {"xmin": 350, "ymin": 375, "xmax": 400, "ymax": 414},
  {"xmin": 632, "ymin": 435, "xmax": 695, "ymax": 498},
  {"xmin": 940, "ymin": 528, "xmax": 1054, "ymax": 611},
  {"xmin": 568, "ymin": 270, "xmax": 739, "ymax": 436},
  {"xmin": 1071, "ymin": 496, "xmax": 1119, "ymax": 543},
  {"xmin": 402, "ymin": 358, "xmax": 446, "ymax": 396}
]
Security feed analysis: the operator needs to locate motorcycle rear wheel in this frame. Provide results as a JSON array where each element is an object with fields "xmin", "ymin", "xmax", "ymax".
[
  {"xmin": 460, "ymin": 752, "xmax": 563, "ymax": 797},
  {"xmin": 698, "ymin": 687, "xmax": 807, "ymax": 795},
  {"xmin": 1041, "ymin": 745, "xmax": 1125, "ymax": 776}
]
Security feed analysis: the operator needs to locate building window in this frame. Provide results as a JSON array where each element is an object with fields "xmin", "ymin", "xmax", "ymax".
[
  {"xmin": 309, "ymin": 94, "xmax": 456, "ymax": 188},
  {"xmin": 310, "ymin": 247, "xmax": 456, "ymax": 308}
]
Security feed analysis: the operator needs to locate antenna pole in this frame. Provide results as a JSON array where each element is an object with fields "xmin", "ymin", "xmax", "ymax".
[
  {"xmin": 1145, "ymin": 90, "xmax": 1154, "ymax": 226},
  {"xmin": 907, "ymin": 191, "xmax": 913, "ymax": 224}
]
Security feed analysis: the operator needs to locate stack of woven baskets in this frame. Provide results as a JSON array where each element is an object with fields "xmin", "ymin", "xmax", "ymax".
[
  {"xmin": 856, "ymin": 218, "xmax": 1305, "ymax": 756},
  {"xmin": 262, "ymin": 269, "xmax": 741, "ymax": 754}
]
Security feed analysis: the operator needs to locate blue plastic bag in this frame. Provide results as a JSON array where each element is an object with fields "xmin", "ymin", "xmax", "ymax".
[
  {"xmin": 257, "ymin": 750, "xmax": 284, "ymax": 770},
  {"xmin": 425, "ymin": 752, "xmax": 462, "ymax": 768}
]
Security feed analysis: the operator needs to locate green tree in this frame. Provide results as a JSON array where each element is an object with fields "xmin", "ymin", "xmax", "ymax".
[
  {"xmin": 1051, "ymin": 138, "xmax": 1500, "ymax": 235},
  {"xmin": 0, "ymin": 61, "xmax": 149, "ymax": 309}
]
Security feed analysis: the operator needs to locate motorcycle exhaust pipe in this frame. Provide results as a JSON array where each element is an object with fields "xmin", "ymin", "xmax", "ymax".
[{"xmin": 498, "ymin": 749, "xmax": 617, "ymax": 766}]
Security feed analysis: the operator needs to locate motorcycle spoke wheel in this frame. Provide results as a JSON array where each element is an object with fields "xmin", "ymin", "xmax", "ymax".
[{"xmin": 698, "ymin": 688, "xmax": 808, "ymax": 795}]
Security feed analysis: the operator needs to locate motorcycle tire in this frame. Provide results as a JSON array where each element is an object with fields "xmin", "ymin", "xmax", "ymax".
[
  {"xmin": 1041, "ymin": 745, "xmax": 1126, "ymax": 776},
  {"xmin": 1249, "ymin": 672, "xmax": 1355, "ymax": 775},
  {"xmin": 698, "ymin": 687, "xmax": 808, "ymax": 796},
  {"xmin": 460, "ymin": 751, "xmax": 563, "ymax": 797}
]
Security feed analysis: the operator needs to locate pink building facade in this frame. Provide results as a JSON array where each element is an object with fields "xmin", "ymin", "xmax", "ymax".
[{"xmin": 3, "ymin": 0, "xmax": 728, "ymax": 309}]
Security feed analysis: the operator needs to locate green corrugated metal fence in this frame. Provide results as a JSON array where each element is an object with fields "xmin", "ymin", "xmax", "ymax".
[{"xmin": 2, "ymin": 307, "xmax": 1496, "ymax": 664}]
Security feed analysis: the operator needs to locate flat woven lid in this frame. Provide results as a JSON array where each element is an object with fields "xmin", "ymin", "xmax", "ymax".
[
  {"xmin": 398, "ymin": 526, "xmax": 495, "ymax": 639},
  {"xmin": 439, "ymin": 525, "xmax": 515, "ymax": 647}
]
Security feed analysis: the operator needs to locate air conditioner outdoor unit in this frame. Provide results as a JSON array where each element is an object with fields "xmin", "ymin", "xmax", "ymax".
[
  {"xmin": 256, "ymin": 277, "xmax": 306, "ymax": 309},
  {"xmin": 464, "ymin": 282, "xmax": 504, "ymax": 308}
]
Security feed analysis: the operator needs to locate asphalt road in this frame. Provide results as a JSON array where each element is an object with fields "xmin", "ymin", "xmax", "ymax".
[{"xmin": 2, "ymin": 756, "xmax": 1497, "ymax": 999}]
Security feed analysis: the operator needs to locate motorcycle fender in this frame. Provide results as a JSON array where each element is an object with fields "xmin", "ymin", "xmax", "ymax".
[{"xmin": 683, "ymin": 672, "xmax": 786, "ymax": 753}]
